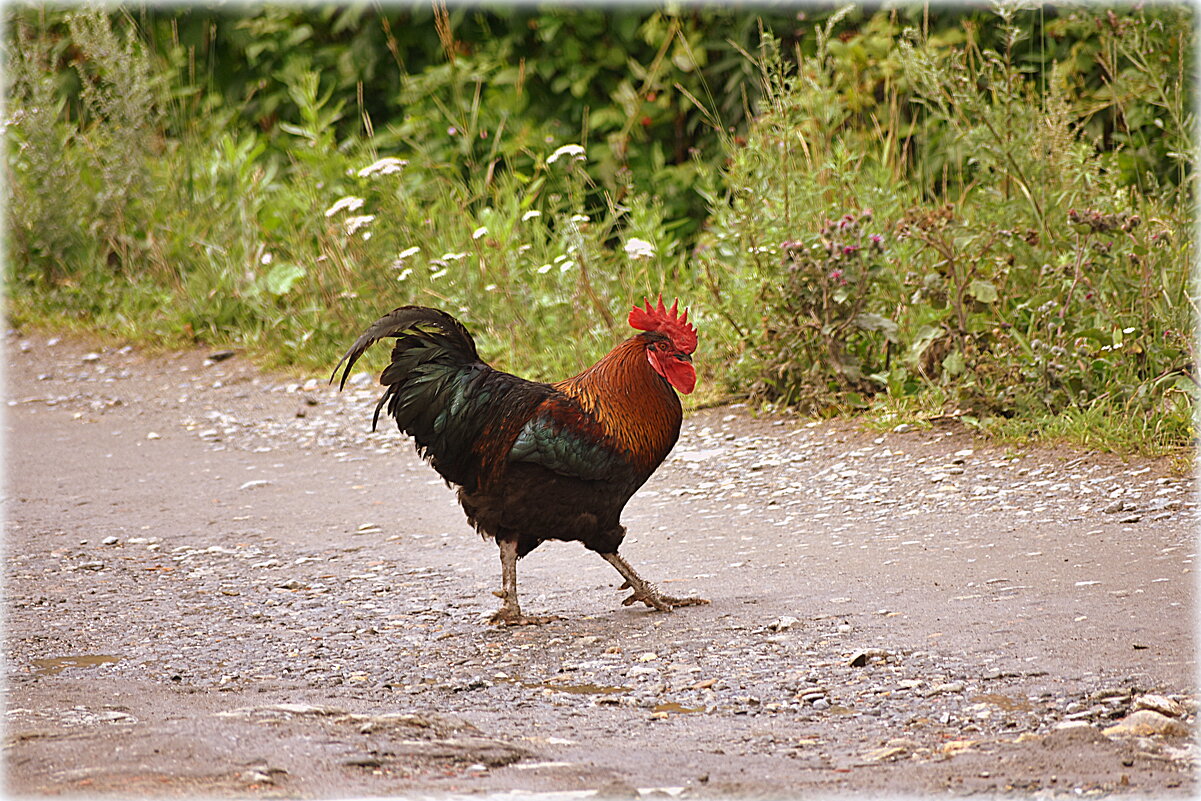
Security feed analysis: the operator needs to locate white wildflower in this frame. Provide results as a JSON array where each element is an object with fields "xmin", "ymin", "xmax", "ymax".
[
  {"xmin": 559, "ymin": 260, "xmax": 575, "ymax": 273},
  {"xmin": 570, "ymin": 214, "xmax": 590, "ymax": 223},
  {"xmin": 260, "ymin": 252, "xmax": 274, "ymax": 265},
  {"xmin": 396, "ymin": 268, "xmax": 413, "ymax": 282},
  {"xmin": 344, "ymin": 214, "xmax": 376, "ymax": 235},
  {"xmin": 517, "ymin": 244, "xmax": 532, "ymax": 254},
  {"xmin": 430, "ymin": 268, "xmax": 449, "ymax": 281},
  {"xmin": 537, "ymin": 264, "xmax": 553, "ymax": 274},
  {"xmin": 521, "ymin": 210, "xmax": 543, "ymax": 221},
  {"xmin": 395, "ymin": 246, "xmax": 421, "ymax": 262},
  {"xmin": 440, "ymin": 251, "xmax": 467, "ymax": 262},
  {"xmin": 324, "ymin": 196, "xmax": 365, "ymax": 217},
  {"xmin": 357, "ymin": 157, "xmax": 408, "ymax": 178},
  {"xmin": 624, "ymin": 237, "xmax": 655, "ymax": 260},
  {"xmin": 546, "ymin": 144, "xmax": 585, "ymax": 164},
  {"xmin": 484, "ymin": 284, "xmax": 498, "ymax": 292},
  {"xmin": 553, "ymin": 254, "xmax": 568, "ymax": 264},
  {"xmin": 472, "ymin": 226, "xmax": 488, "ymax": 240}
]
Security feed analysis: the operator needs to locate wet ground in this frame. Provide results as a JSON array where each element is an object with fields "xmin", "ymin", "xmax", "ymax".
[{"xmin": 4, "ymin": 333, "xmax": 1197, "ymax": 798}]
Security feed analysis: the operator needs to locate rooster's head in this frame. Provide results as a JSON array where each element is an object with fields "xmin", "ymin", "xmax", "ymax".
[{"xmin": 628, "ymin": 296, "xmax": 697, "ymax": 395}]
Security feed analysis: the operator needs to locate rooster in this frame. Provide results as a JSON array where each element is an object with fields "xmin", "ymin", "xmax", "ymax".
[{"xmin": 333, "ymin": 296, "xmax": 708, "ymax": 625}]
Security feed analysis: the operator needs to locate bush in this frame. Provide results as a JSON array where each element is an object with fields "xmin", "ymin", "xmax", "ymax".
[
  {"xmin": 7, "ymin": 10, "xmax": 163, "ymax": 279},
  {"xmin": 5, "ymin": 10, "xmax": 701, "ymax": 382},
  {"xmin": 698, "ymin": 10, "xmax": 1195, "ymax": 450}
]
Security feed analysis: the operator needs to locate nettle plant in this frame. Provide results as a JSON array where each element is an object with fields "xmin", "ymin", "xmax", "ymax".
[{"xmin": 756, "ymin": 209, "xmax": 898, "ymax": 410}]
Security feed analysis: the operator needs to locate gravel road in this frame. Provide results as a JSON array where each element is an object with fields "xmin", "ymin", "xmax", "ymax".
[{"xmin": 4, "ymin": 333, "xmax": 1196, "ymax": 798}]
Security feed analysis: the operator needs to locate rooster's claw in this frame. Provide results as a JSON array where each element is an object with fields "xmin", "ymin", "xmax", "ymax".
[
  {"xmin": 620, "ymin": 589, "xmax": 709, "ymax": 612},
  {"xmin": 489, "ymin": 608, "xmax": 562, "ymax": 626}
]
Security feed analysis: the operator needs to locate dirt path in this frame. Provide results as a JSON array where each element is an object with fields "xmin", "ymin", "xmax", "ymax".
[{"xmin": 4, "ymin": 333, "xmax": 1196, "ymax": 798}]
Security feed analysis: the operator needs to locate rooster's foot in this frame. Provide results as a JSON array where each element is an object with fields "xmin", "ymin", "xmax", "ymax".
[
  {"xmin": 488, "ymin": 606, "xmax": 562, "ymax": 626},
  {"xmin": 603, "ymin": 552, "xmax": 709, "ymax": 613},
  {"xmin": 619, "ymin": 581, "xmax": 709, "ymax": 611},
  {"xmin": 490, "ymin": 540, "xmax": 559, "ymax": 625},
  {"xmin": 657, "ymin": 594, "xmax": 709, "ymax": 608}
]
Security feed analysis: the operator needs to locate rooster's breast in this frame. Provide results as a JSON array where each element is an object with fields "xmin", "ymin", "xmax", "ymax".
[{"xmin": 457, "ymin": 462, "xmax": 639, "ymax": 556}]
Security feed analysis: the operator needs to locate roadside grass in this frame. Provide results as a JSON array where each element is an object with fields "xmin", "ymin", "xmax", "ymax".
[
  {"xmin": 5, "ymin": 7, "xmax": 1195, "ymax": 462},
  {"xmin": 694, "ymin": 11, "xmax": 1197, "ymax": 461}
]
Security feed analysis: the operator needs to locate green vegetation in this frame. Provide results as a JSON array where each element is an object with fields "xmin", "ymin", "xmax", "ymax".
[{"xmin": 5, "ymin": 4, "xmax": 1196, "ymax": 457}]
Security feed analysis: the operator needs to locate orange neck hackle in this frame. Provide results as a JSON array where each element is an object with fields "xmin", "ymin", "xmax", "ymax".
[{"xmin": 554, "ymin": 334, "xmax": 682, "ymax": 474}]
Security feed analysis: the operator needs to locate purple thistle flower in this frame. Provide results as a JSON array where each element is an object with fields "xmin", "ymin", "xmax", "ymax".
[{"xmin": 842, "ymin": 245, "xmax": 859, "ymax": 255}]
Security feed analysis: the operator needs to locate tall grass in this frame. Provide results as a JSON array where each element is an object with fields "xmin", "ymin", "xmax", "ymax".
[
  {"xmin": 5, "ymin": 7, "xmax": 1196, "ymax": 455},
  {"xmin": 6, "ymin": 9, "xmax": 699, "ymax": 385},
  {"xmin": 696, "ymin": 9, "xmax": 1195, "ymax": 452}
]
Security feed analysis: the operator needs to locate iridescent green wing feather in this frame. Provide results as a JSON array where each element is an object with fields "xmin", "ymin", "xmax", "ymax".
[{"xmin": 507, "ymin": 398, "xmax": 625, "ymax": 481}]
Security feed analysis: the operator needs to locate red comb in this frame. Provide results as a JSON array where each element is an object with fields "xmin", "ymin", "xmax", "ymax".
[{"xmin": 627, "ymin": 295, "xmax": 697, "ymax": 354}]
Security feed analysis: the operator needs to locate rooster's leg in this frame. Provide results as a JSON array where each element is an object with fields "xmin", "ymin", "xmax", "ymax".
[
  {"xmin": 489, "ymin": 538, "xmax": 561, "ymax": 626},
  {"xmin": 600, "ymin": 551, "xmax": 709, "ymax": 611}
]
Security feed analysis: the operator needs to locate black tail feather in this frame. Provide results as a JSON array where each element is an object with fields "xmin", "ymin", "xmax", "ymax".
[
  {"xmin": 336, "ymin": 304, "xmax": 559, "ymax": 490},
  {"xmin": 330, "ymin": 306, "xmax": 480, "ymax": 391}
]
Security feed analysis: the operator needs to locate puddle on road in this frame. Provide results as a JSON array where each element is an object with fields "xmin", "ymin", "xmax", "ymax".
[
  {"xmin": 530, "ymin": 681, "xmax": 630, "ymax": 695},
  {"xmin": 652, "ymin": 702, "xmax": 703, "ymax": 715},
  {"xmin": 32, "ymin": 655, "xmax": 122, "ymax": 677}
]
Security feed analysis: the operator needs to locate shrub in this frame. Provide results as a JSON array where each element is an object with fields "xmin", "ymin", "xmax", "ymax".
[{"xmin": 698, "ymin": 8, "xmax": 1195, "ymax": 450}]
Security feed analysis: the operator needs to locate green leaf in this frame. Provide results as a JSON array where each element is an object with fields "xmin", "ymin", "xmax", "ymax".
[
  {"xmin": 1172, "ymin": 374, "xmax": 1200, "ymax": 400},
  {"xmin": 264, "ymin": 263, "xmax": 305, "ymax": 296},
  {"xmin": 906, "ymin": 324, "xmax": 944, "ymax": 364},
  {"xmin": 968, "ymin": 279, "xmax": 998, "ymax": 303},
  {"xmin": 853, "ymin": 312, "xmax": 899, "ymax": 343},
  {"xmin": 842, "ymin": 391, "xmax": 868, "ymax": 409},
  {"xmin": 278, "ymin": 121, "xmax": 314, "ymax": 141},
  {"xmin": 671, "ymin": 47, "xmax": 698, "ymax": 73},
  {"xmin": 942, "ymin": 350, "xmax": 966, "ymax": 377}
]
